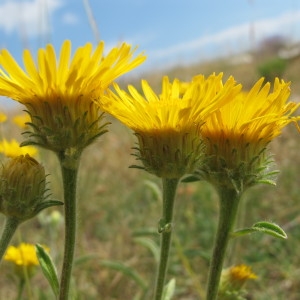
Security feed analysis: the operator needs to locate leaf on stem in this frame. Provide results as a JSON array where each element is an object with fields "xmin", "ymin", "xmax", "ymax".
[
  {"xmin": 35, "ymin": 243, "xmax": 59, "ymax": 297},
  {"xmin": 232, "ymin": 221, "xmax": 287, "ymax": 240},
  {"xmin": 100, "ymin": 260, "xmax": 147, "ymax": 291},
  {"xmin": 162, "ymin": 278, "xmax": 176, "ymax": 300},
  {"xmin": 134, "ymin": 237, "xmax": 160, "ymax": 264}
]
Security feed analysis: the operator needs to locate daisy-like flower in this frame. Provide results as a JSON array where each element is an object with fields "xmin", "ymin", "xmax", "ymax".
[
  {"xmin": 4, "ymin": 243, "xmax": 48, "ymax": 279},
  {"xmin": 200, "ymin": 77, "xmax": 298, "ymax": 190},
  {"xmin": 226, "ymin": 264, "xmax": 257, "ymax": 285},
  {"xmin": 97, "ymin": 73, "xmax": 241, "ymax": 178},
  {"xmin": 0, "ymin": 41, "xmax": 146, "ymax": 159},
  {"xmin": 12, "ymin": 113, "xmax": 31, "ymax": 129},
  {"xmin": 0, "ymin": 112, "xmax": 7, "ymax": 123},
  {"xmin": 4, "ymin": 243, "xmax": 39, "ymax": 267},
  {"xmin": 0, "ymin": 138, "xmax": 38, "ymax": 158},
  {"xmin": 218, "ymin": 264, "xmax": 257, "ymax": 299}
]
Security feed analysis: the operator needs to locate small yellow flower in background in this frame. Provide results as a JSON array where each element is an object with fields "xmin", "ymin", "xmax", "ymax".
[
  {"xmin": 98, "ymin": 73, "xmax": 241, "ymax": 178},
  {"xmin": 12, "ymin": 113, "xmax": 31, "ymax": 129},
  {"xmin": 4, "ymin": 243, "xmax": 39, "ymax": 267},
  {"xmin": 4, "ymin": 243, "xmax": 47, "ymax": 279},
  {"xmin": 0, "ymin": 112, "xmax": 7, "ymax": 123},
  {"xmin": 0, "ymin": 138, "xmax": 38, "ymax": 158},
  {"xmin": 200, "ymin": 77, "xmax": 298, "ymax": 189},
  {"xmin": 0, "ymin": 40, "xmax": 146, "ymax": 156},
  {"xmin": 218, "ymin": 264, "xmax": 257, "ymax": 299},
  {"xmin": 227, "ymin": 264, "xmax": 257, "ymax": 284}
]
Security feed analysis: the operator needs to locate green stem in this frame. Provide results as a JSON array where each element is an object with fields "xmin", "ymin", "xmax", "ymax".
[
  {"xmin": 16, "ymin": 279, "xmax": 25, "ymax": 300},
  {"xmin": 58, "ymin": 154, "xmax": 80, "ymax": 300},
  {"xmin": 206, "ymin": 188, "xmax": 240, "ymax": 300},
  {"xmin": 154, "ymin": 178, "xmax": 179, "ymax": 300},
  {"xmin": 0, "ymin": 217, "xmax": 20, "ymax": 262}
]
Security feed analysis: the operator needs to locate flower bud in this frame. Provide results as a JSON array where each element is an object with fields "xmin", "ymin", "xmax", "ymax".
[{"xmin": 0, "ymin": 154, "xmax": 48, "ymax": 221}]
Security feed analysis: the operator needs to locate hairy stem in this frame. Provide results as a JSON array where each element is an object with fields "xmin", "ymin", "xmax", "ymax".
[
  {"xmin": 154, "ymin": 178, "xmax": 179, "ymax": 300},
  {"xmin": 58, "ymin": 153, "xmax": 80, "ymax": 300},
  {"xmin": 0, "ymin": 217, "xmax": 20, "ymax": 262},
  {"xmin": 206, "ymin": 188, "xmax": 240, "ymax": 300}
]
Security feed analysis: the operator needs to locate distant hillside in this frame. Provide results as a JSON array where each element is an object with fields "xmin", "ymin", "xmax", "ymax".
[{"xmin": 122, "ymin": 38, "xmax": 300, "ymax": 98}]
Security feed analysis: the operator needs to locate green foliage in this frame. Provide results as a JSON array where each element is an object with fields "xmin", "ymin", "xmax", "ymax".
[
  {"xmin": 100, "ymin": 260, "xmax": 148, "ymax": 298},
  {"xmin": 162, "ymin": 278, "xmax": 176, "ymax": 300},
  {"xmin": 35, "ymin": 244, "xmax": 59, "ymax": 297},
  {"xmin": 232, "ymin": 221, "xmax": 287, "ymax": 240},
  {"xmin": 257, "ymin": 57, "xmax": 287, "ymax": 82}
]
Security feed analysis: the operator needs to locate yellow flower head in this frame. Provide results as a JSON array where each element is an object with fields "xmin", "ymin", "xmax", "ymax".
[
  {"xmin": 200, "ymin": 78, "xmax": 297, "ymax": 189},
  {"xmin": 98, "ymin": 73, "xmax": 241, "ymax": 178},
  {"xmin": 0, "ymin": 138, "xmax": 38, "ymax": 158},
  {"xmin": 228, "ymin": 264, "xmax": 257, "ymax": 283},
  {"xmin": 4, "ymin": 243, "xmax": 48, "ymax": 279},
  {"xmin": 4, "ymin": 243, "xmax": 39, "ymax": 267},
  {"xmin": 12, "ymin": 113, "xmax": 31, "ymax": 129},
  {"xmin": 0, "ymin": 41, "xmax": 146, "ymax": 155},
  {"xmin": 219, "ymin": 264, "xmax": 257, "ymax": 297},
  {"xmin": 0, "ymin": 112, "xmax": 7, "ymax": 123}
]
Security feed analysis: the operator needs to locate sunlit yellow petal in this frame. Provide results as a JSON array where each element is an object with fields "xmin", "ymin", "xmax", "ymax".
[
  {"xmin": 0, "ymin": 40, "xmax": 146, "ymax": 153},
  {"xmin": 0, "ymin": 139, "xmax": 38, "ymax": 158},
  {"xmin": 97, "ymin": 73, "xmax": 241, "ymax": 178},
  {"xmin": 0, "ymin": 112, "xmax": 7, "ymax": 123},
  {"xmin": 12, "ymin": 113, "xmax": 31, "ymax": 128},
  {"xmin": 4, "ymin": 243, "xmax": 49, "ymax": 279},
  {"xmin": 200, "ymin": 78, "xmax": 298, "ymax": 188}
]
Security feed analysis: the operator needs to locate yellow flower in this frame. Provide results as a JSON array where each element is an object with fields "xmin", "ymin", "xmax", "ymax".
[
  {"xmin": 228, "ymin": 264, "xmax": 257, "ymax": 283},
  {"xmin": 0, "ymin": 138, "xmax": 38, "ymax": 158},
  {"xmin": 12, "ymin": 113, "xmax": 31, "ymax": 129},
  {"xmin": 200, "ymin": 78, "xmax": 298, "ymax": 189},
  {"xmin": 98, "ymin": 73, "xmax": 241, "ymax": 178},
  {"xmin": 4, "ymin": 243, "xmax": 48, "ymax": 279},
  {"xmin": 0, "ymin": 112, "xmax": 7, "ymax": 123},
  {"xmin": 219, "ymin": 264, "xmax": 257, "ymax": 298},
  {"xmin": 0, "ymin": 41, "xmax": 146, "ymax": 156},
  {"xmin": 4, "ymin": 243, "xmax": 39, "ymax": 267}
]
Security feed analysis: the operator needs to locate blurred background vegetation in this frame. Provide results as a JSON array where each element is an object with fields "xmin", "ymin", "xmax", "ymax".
[{"xmin": 0, "ymin": 35, "xmax": 300, "ymax": 299}]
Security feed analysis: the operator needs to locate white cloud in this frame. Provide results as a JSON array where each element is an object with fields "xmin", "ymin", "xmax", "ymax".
[
  {"xmin": 62, "ymin": 12, "xmax": 79, "ymax": 25},
  {"xmin": 0, "ymin": 0, "xmax": 62, "ymax": 37},
  {"xmin": 150, "ymin": 10, "xmax": 300, "ymax": 62}
]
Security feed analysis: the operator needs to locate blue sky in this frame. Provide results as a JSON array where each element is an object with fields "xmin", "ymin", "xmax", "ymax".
[{"xmin": 1, "ymin": 0, "xmax": 300, "ymax": 73}]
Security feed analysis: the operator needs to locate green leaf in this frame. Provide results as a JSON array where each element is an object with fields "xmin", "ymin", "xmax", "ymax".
[
  {"xmin": 162, "ymin": 278, "xmax": 176, "ymax": 300},
  {"xmin": 252, "ymin": 221, "xmax": 287, "ymax": 239},
  {"xmin": 132, "ymin": 227, "xmax": 158, "ymax": 237},
  {"xmin": 143, "ymin": 180, "xmax": 162, "ymax": 202},
  {"xmin": 35, "ymin": 244, "xmax": 59, "ymax": 297},
  {"xmin": 134, "ymin": 237, "xmax": 160, "ymax": 263},
  {"xmin": 34, "ymin": 200, "xmax": 64, "ymax": 215},
  {"xmin": 74, "ymin": 254, "xmax": 99, "ymax": 266},
  {"xmin": 232, "ymin": 221, "xmax": 287, "ymax": 240},
  {"xmin": 100, "ymin": 260, "xmax": 147, "ymax": 291},
  {"xmin": 181, "ymin": 174, "xmax": 201, "ymax": 183}
]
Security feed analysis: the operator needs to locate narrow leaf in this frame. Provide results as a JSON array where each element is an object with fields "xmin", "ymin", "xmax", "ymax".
[
  {"xmin": 232, "ymin": 221, "xmax": 287, "ymax": 240},
  {"xmin": 100, "ymin": 260, "xmax": 147, "ymax": 291},
  {"xmin": 134, "ymin": 237, "xmax": 160, "ymax": 263},
  {"xmin": 181, "ymin": 174, "xmax": 201, "ymax": 183},
  {"xmin": 252, "ymin": 221, "xmax": 287, "ymax": 239},
  {"xmin": 34, "ymin": 200, "xmax": 64, "ymax": 215},
  {"xmin": 162, "ymin": 278, "xmax": 176, "ymax": 300},
  {"xmin": 143, "ymin": 180, "xmax": 162, "ymax": 202},
  {"xmin": 35, "ymin": 244, "xmax": 59, "ymax": 297}
]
